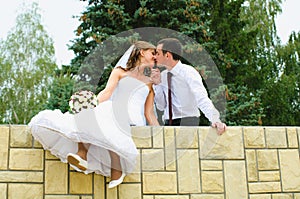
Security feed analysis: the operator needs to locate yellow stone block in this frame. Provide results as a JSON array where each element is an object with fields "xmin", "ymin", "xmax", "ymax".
[
  {"xmin": 298, "ymin": 127, "xmax": 300, "ymax": 148},
  {"xmin": 153, "ymin": 126, "xmax": 164, "ymax": 148},
  {"xmin": 106, "ymin": 186, "xmax": 117, "ymax": 199},
  {"xmin": 10, "ymin": 125, "xmax": 32, "ymax": 147},
  {"xmin": 244, "ymin": 127, "xmax": 265, "ymax": 148},
  {"xmin": 295, "ymin": 193, "xmax": 300, "ymax": 199},
  {"xmin": 45, "ymin": 196, "xmax": 80, "ymax": 199},
  {"xmin": 45, "ymin": 160, "xmax": 68, "ymax": 194},
  {"xmin": 224, "ymin": 161, "xmax": 248, "ymax": 199},
  {"xmin": 248, "ymin": 182, "xmax": 281, "ymax": 193},
  {"xmin": 176, "ymin": 127, "xmax": 198, "ymax": 148},
  {"xmin": 201, "ymin": 171, "xmax": 224, "ymax": 193},
  {"xmin": 0, "ymin": 183, "xmax": 7, "ymax": 199},
  {"xmin": 191, "ymin": 194, "xmax": 224, "ymax": 199},
  {"xmin": 82, "ymin": 197, "xmax": 93, "ymax": 199},
  {"xmin": 177, "ymin": 149, "xmax": 201, "ymax": 193},
  {"xmin": 142, "ymin": 149, "xmax": 164, "ymax": 171},
  {"xmin": 272, "ymin": 193, "xmax": 293, "ymax": 199},
  {"xmin": 198, "ymin": 127, "xmax": 213, "ymax": 158},
  {"xmin": 201, "ymin": 160, "xmax": 223, "ymax": 171},
  {"xmin": 9, "ymin": 148, "xmax": 44, "ymax": 170},
  {"xmin": 132, "ymin": 126, "xmax": 152, "ymax": 148},
  {"xmin": 156, "ymin": 195, "xmax": 189, "ymax": 199},
  {"xmin": 249, "ymin": 194, "xmax": 271, "ymax": 199},
  {"xmin": 119, "ymin": 184, "xmax": 141, "ymax": 199},
  {"xmin": 164, "ymin": 127, "xmax": 176, "ymax": 170},
  {"xmin": 143, "ymin": 172, "xmax": 177, "ymax": 194},
  {"xmin": 0, "ymin": 171, "xmax": 43, "ymax": 182},
  {"xmin": 94, "ymin": 174, "xmax": 105, "ymax": 199},
  {"xmin": 45, "ymin": 150, "xmax": 59, "ymax": 160},
  {"xmin": 0, "ymin": 126, "xmax": 9, "ymax": 170},
  {"xmin": 8, "ymin": 183, "xmax": 43, "ymax": 199},
  {"xmin": 33, "ymin": 138, "xmax": 43, "ymax": 148},
  {"xmin": 279, "ymin": 150, "xmax": 300, "ymax": 192},
  {"xmin": 199, "ymin": 127, "xmax": 244, "ymax": 159},
  {"xmin": 124, "ymin": 153, "xmax": 141, "ymax": 182},
  {"xmin": 257, "ymin": 150, "xmax": 279, "ymax": 170},
  {"xmin": 69, "ymin": 172, "xmax": 93, "ymax": 194},
  {"xmin": 246, "ymin": 150, "xmax": 258, "ymax": 181},
  {"xmin": 287, "ymin": 128, "xmax": 298, "ymax": 148},
  {"xmin": 258, "ymin": 171, "xmax": 280, "ymax": 182},
  {"xmin": 143, "ymin": 196, "xmax": 154, "ymax": 199},
  {"xmin": 265, "ymin": 127, "xmax": 287, "ymax": 148}
]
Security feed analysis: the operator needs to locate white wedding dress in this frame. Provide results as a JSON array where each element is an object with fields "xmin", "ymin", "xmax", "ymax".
[{"xmin": 29, "ymin": 76, "xmax": 149, "ymax": 176}]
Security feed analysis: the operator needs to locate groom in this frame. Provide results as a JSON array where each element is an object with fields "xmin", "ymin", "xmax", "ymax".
[{"xmin": 151, "ymin": 38, "xmax": 226, "ymax": 135}]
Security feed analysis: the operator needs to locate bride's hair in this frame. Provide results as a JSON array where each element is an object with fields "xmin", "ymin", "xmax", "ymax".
[{"xmin": 126, "ymin": 41, "xmax": 155, "ymax": 70}]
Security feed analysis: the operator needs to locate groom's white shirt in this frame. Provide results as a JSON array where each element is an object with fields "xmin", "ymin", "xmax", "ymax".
[{"xmin": 153, "ymin": 61, "xmax": 221, "ymax": 123}]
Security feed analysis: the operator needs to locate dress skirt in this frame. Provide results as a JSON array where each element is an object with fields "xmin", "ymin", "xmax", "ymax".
[{"xmin": 29, "ymin": 100, "xmax": 138, "ymax": 176}]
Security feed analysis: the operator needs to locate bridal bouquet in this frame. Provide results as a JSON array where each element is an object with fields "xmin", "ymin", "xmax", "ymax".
[{"xmin": 69, "ymin": 90, "xmax": 98, "ymax": 114}]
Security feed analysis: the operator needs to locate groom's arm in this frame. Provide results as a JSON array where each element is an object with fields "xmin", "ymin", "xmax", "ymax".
[
  {"xmin": 151, "ymin": 68, "xmax": 167, "ymax": 111},
  {"xmin": 153, "ymin": 84, "xmax": 167, "ymax": 111}
]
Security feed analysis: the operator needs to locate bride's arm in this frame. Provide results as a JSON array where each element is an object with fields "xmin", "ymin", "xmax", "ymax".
[
  {"xmin": 97, "ymin": 68, "xmax": 125, "ymax": 103},
  {"xmin": 144, "ymin": 84, "xmax": 160, "ymax": 126}
]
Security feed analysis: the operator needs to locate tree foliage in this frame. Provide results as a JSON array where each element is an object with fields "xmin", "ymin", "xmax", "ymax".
[
  {"xmin": 225, "ymin": 84, "xmax": 265, "ymax": 126},
  {"xmin": 8, "ymin": 0, "xmax": 295, "ymax": 126},
  {"xmin": 0, "ymin": 2, "xmax": 57, "ymax": 124},
  {"xmin": 43, "ymin": 68, "xmax": 75, "ymax": 114},
  {"xmin": 262, "ymin": 31, "xmax": 300, "ymax": 125},
  {"xmin": 204, "ymin": 0, "xmax": 300, "ymax": 125},
  {"xmin": 63, "ymin": 0, "xmax": 299, "ymax": 126},
  {"xmin": 67, "ymin": 0, "xmax": 229, "ymax": 125}
]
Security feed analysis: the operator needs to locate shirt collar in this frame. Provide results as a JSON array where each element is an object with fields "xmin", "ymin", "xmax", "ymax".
[{"xmin": 169, "ymin": 60, "xmax": 181, "ymax": 76}]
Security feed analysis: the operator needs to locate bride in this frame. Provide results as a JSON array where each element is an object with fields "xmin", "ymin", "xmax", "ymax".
[{"xmin": 29, "ymin": 40, "xmax": 160, "ymax": 188}]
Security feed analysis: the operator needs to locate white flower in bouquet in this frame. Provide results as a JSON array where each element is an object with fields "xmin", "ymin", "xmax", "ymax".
[{"xmin": 69, "ymin": 90, "xmax": 98, "ymax": 114}]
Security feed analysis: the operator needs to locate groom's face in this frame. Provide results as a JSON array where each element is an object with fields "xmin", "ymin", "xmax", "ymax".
[{"xmin": 156, "ymin": 44, "xmax": 168, "ymax": 67}]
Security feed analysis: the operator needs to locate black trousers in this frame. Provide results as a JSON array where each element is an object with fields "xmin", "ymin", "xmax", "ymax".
[{"xmin": 164, "ymin": 117, "xmax": 199, "ymax": 126}]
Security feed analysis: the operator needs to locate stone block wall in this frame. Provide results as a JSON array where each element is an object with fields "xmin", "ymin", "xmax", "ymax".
[{"xmin": 0, "ymin": 125, "xmax": 299, "ymax": 199}]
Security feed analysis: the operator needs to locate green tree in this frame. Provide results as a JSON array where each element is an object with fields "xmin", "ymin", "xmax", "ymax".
[
  {"xmin": 206, "ymin": 0, "xmax": 297, "ymax": 125},
  {"xmin": 205, "ymin": 0, "xmax": 255, "ymax": 83},
  {"xmin": 262, "ymin": 31, "xmax": 300, "ymax": 125},
  {"xmin": 237, "ymin": 0, "xmax": 300, "ymax": 125},
  {"xmin": 0, "ymin": 2, "xmax": 57, "ymax": 124},
  {"xmin": 70, "ymin": 0, "xmax": 228, "ymax": 71},
  {"xmin": 207, "ymin": 0, "xmax": 283, "ymax": 88},
  {"xmin": 225, "ymin": 84, "xmax": 265, "ymax": 126},
  {"xmin": 238, "ymin": 0, "xmax": 283, "ymax": 88},
  {"xmin": 68, "ymin": 0, "xmax": 298, "ymax": 126},
  {"xmin": 44, "ymin": 69, "xmax": 75, "ymax": 113},
  {"xmin": 69, "ymin": 0, "xmax": 228, "ymax": 124}
]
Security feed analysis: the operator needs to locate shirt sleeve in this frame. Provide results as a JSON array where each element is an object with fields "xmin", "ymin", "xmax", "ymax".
[
  {"xmin": 153, "ymin": 84, "xmax": 167, "ymax": 111},
  {"xmin": 186, "ymin": 67, "xmax": 221, "ymax": 123}
]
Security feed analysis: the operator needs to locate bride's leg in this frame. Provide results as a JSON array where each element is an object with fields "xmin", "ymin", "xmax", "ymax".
[
  {"xmin": 109, "ymin": 151, "xmax": 122, "ymax": 180},
  {"xmin": 77, "ymin": 142, "xmax": 89, "ymax": 160}
]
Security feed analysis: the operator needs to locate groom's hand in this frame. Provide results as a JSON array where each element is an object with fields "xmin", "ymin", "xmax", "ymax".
[
  {"xmin": 211, "ymin": 122, "xmax": 227, "ymax": 135},
  {"xmin": 150, "ymin": 68, "xmax": 161, "ymax": 85}
]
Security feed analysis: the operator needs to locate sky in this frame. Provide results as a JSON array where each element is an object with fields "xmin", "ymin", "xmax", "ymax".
[
  {"xmin": 0, "ymin": 0, "xmax": 299, "ymax": 66},
  {"xmin": 0, "ymin": 0, "xmax": 87, "ymax": 66}
]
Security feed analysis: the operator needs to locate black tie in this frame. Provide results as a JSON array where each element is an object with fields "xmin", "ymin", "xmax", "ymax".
[{"xmin": 167, "ymin": 72, "xmax": 173, "ymax": 125}]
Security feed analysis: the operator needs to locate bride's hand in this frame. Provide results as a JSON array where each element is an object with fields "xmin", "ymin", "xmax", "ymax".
[{"xmin": 150, "ymin": 68, "xmax": 161, "ymax": 85}]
